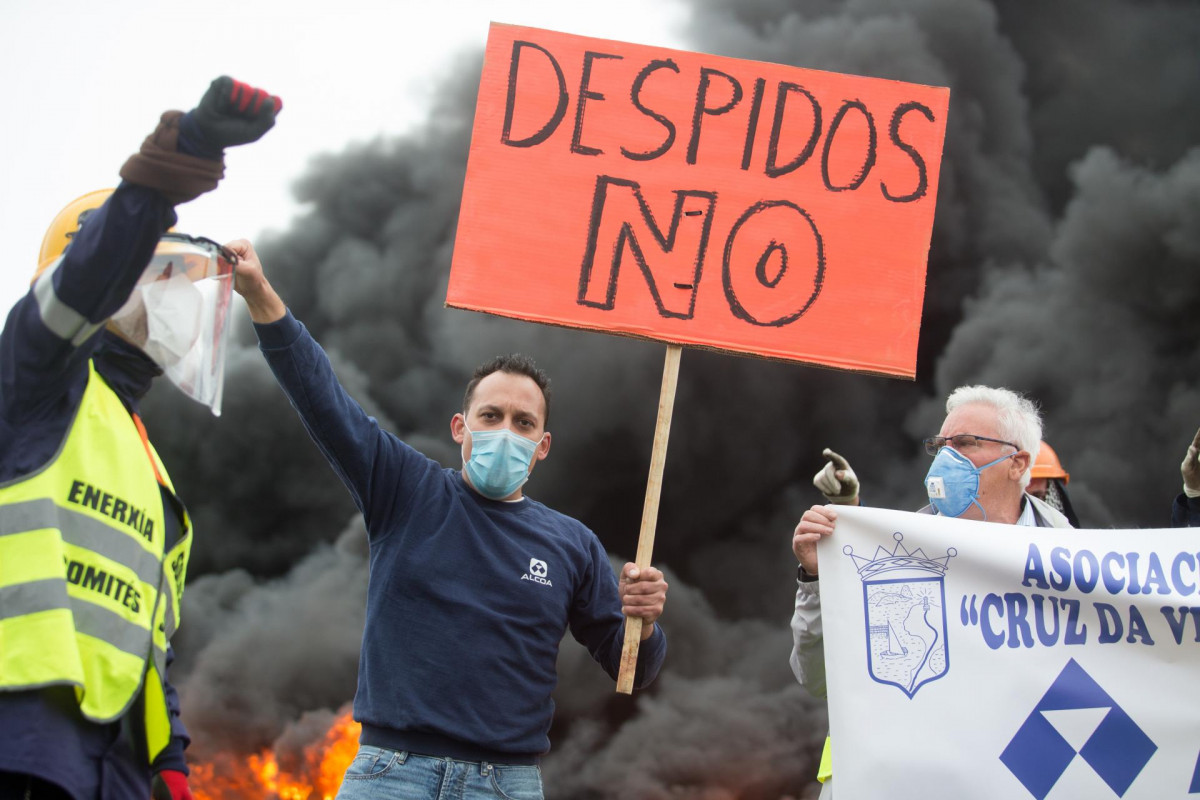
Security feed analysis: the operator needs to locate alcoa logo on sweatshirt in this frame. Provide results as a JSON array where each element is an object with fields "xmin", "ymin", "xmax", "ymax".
[{"xmin": 522, "ymin": 557, "xmax": 553, "ymax": 587}]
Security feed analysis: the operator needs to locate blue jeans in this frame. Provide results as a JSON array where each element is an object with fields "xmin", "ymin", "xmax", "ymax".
[{"xmin": 335, "ymin": 746, "xmax": 544, "ymax": 800}]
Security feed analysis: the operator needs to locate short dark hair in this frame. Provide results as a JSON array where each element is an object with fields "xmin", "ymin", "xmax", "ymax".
[{"xmin": 462, "ymin": 353, "xmax": 552, "ymax": 425}]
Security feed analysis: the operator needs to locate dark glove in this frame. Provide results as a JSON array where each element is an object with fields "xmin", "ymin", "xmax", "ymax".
[
  {"xmin": 151, "ymin": 770, "xmax": 193, "ymax": 800},
  {"xmin": 189, "ymin": 76, "xmax": 282, "ymax": 150}
]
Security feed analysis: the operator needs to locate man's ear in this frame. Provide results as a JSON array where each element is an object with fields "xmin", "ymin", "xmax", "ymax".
[
  {"xmin": 451, "ymin": 413, "xmax": 466, "ymax": 445},
  {"xmin": 1011, "ymin": 450, "xmax": 1031, "ymax": 479},
  {"xmin": 535, "ymin": 431, "xmax": 552, "ymax": 461}
]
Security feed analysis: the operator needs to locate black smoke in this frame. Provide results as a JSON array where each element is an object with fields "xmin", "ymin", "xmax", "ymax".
[{"xmin": 145, "ymin": 2, "xmax": 1200, "ymax": 797}]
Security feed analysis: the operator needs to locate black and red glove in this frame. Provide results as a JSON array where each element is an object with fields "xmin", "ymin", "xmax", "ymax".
[
  {"xmin": 151, "ymin": 769, "xmax": 193, "ymax": 800},
  {"xmin": 189, "ymin": 75, "xmax": 282, "ymax": 150}
]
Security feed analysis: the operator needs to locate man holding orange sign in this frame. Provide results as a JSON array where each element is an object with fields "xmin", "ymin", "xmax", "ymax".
[{"xmin": 229, "ymin": 239, "xmax": 668, "ymax": 799}]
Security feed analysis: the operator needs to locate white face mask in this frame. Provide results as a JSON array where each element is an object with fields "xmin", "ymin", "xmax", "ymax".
[{"xmin": 135, "ymin": 272, "xmax": 204, "ymax": 367}]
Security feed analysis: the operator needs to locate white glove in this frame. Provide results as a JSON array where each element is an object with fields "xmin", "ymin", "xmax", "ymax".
[
  {"xmin": 813, "ymin": 448, "xmax": 860, "ymax": 504},
  {"xmin": 1183, "ymin": 427, "xmax": 1200, "ymax": 498}
]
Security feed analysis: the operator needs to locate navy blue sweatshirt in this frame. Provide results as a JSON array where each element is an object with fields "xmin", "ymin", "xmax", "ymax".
[
  {"xmin": 255, "ymin": 312, "xmax": 666, "ymax": 761},
  {"xmin": 1172, "ymin": 493, "xmax": 1200, "ymax": 527}
]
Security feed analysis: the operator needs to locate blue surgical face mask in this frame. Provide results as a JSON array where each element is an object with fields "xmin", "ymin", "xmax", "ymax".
[
  {"xmin": 924, "ymin": 446, "xmax": 1015, "ymax": 519},
  {"xmin": 462, "ymin": 423, "xmax": 544, "ymax": 500}
]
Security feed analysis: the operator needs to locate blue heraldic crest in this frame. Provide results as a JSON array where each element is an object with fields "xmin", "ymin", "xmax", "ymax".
[{"xmin": 845, "ymin": 532, "xmax": 956, "ymax": 698}]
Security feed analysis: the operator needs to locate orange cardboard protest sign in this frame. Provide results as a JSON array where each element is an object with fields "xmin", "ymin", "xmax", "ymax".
[{"xmin": 448, "ymin": 23, "xmax": 950, "ymax": 378}]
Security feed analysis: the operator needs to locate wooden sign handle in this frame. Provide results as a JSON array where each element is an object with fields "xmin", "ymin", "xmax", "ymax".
[{"xmin": 616, "ymin": 344, "xmax": 682, "ymax": 694}]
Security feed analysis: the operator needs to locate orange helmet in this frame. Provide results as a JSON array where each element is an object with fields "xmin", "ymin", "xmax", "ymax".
[
  {"xmin": 1031, "ymin": 441, "xmax": 1069, "ymax": 483},
  {"xmin": 34, "ymin": 189, "xmax": 115, "ymax": 282}
]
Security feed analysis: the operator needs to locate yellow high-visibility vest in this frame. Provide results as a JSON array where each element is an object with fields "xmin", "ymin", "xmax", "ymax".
[
  {"xmin": 818, "ymin": 735, "xmax": 832, "ymax": 782},
  {"xmin": 0, "ymin": 361, "xmax": 191, "ymax": 762}
]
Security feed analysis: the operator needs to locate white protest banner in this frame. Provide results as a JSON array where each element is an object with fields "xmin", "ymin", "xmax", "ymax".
[{"xmin": 818, "ymin": 505, "xmax": 1200, "ymax": 799}]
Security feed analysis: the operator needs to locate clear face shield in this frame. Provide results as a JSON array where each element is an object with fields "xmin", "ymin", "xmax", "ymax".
[{"xmin": 108, "ymin": 233, "xmax": 237, "ymax": 416}]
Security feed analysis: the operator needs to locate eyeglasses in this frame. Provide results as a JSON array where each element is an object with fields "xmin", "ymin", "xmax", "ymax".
[{"xmin": 923, "ymin": 434, "xmax": 1019, "ymax": 456}]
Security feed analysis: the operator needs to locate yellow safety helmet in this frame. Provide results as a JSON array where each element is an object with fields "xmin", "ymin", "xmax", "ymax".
[
  {"xmin": 1031, "ymin": 441, "xmax": 1070, "ymax": 484},
  {"xmin": 34, "ymin": 189, "xmax": 115, "ymax": 282}
]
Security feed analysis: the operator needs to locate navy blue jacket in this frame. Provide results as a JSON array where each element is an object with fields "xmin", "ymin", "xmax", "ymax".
[
  {"xmin": 1172, "ymin": 493, "xmax": 1200, "ymax": 527},
  {"xmin": 255, "ymin": 312, "xmax": 666, "ymax": 761},
  {"xmin": 0, "ymin": 183, "xmax": 195, "ymax": 796}
]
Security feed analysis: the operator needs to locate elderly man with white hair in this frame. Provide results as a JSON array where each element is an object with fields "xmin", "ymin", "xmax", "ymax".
[{"xmin": 790, "ymin": 385, "xmax": 1072, "ymax": 799}]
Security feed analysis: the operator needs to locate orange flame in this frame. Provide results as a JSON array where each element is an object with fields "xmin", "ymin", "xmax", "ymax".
[{"xmin": 191, "ymin": 710, "xmax": 360, "ymax": 800}]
